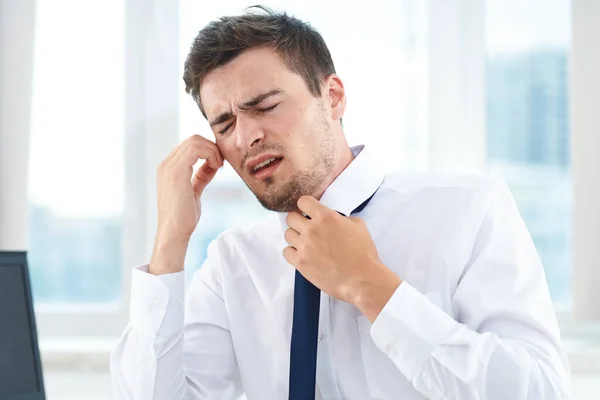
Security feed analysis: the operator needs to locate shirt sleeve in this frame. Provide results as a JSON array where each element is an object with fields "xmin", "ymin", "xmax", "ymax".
[
  {"xmin": 369, "ymin": 178, "xmax": 571, "ymax": 400},
  {"xmin": 109, "ymin": 240, "xmax": 243, "ymax": 400}
]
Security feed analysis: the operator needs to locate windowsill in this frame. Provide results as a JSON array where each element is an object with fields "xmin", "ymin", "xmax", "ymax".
[
  {"xmin": 40, "ymin": 334, "xmax": 600, "ymax": 373},
  {"xmin": 40, "ymin": 337, "xmax": 118, "ymax": 372},
  {"xmin": 562, "ymin": 337, "xmax": 600, "ymax": 373}
]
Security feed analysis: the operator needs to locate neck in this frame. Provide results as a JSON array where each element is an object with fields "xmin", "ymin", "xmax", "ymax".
[{"xmin": 313, "ymin": 144, "xmax": 355, "ymax": 201}]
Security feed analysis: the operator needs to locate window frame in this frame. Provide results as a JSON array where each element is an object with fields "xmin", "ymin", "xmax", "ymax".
[
  {"xmin": 570, "ymin": 0, "xmax": 600, "ymax": 325},
  {"xmin": 34, "ymin": 0, "xmax": 180, "ymax": 339},
  {"xmin": 32, "ymin": 0, "xmax": 600, "ymax": 369},
  {"xmin": 441, "ymin": 0, "xmax": 600, "ymax": 333}
]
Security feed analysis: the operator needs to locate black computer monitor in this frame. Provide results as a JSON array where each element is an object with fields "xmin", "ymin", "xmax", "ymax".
[{"xmin": 0, "ymin": 251, "xmax": 45, "ymax": 400}]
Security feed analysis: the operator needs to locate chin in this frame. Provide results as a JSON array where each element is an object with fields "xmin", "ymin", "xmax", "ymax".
[
  {"xmin": 252, "ymin": 184, "xmax": 301, "ymax": 212},
  {"xmin": 246, "ymin": 167, "xmax": 321, "ymax": 212}
]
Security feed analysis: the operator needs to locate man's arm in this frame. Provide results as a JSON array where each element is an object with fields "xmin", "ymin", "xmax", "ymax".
[
  {"xmin": 109, "ymin": 241, "xmax": 243, "ymax": 400},
  {"xmin": 361, "ymin": 179, "xmax": 571, "ymax": 399}
]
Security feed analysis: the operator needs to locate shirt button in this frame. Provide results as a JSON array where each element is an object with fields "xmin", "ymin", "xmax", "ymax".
[{"xmin": 318, "ymin": 331, "xmax": 325, "ymax": 341}]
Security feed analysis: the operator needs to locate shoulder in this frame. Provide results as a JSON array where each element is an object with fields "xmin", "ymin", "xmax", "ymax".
[
  {"xmin": 381, "ymin": 171, "xmax": 503, "ymax": 195},
  {"xmin": 378, "ymin": 172, "xmax": 514, "ymax": 222}
]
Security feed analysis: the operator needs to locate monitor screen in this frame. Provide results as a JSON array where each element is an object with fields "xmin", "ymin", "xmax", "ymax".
[{"xmin": 0, "ymin": 253, "xmax": 45, "ymax": 399}]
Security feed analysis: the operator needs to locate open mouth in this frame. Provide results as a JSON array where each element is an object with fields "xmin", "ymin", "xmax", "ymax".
[{"xmin": 250, "ymin": 157, "xmax": 283, "ymax": 179}]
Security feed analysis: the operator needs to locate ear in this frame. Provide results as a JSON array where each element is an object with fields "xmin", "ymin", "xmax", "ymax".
[{"xmin": 325, "ymin": 74, "xmax": 346, "ymax": 122}]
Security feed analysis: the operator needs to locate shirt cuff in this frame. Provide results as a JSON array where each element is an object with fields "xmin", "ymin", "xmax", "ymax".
[
  {"xmin": 129, "ymin": 265, "xmax": 185, "ymax": 340},
  {"xmin": 370, "ymin": 282, "xmax": 459, "ymax": 381}
]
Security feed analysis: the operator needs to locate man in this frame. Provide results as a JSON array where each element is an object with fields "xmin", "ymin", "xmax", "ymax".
[{"xmin": 110, "ymin": 6, "xmax": 571, "ymax": 400}]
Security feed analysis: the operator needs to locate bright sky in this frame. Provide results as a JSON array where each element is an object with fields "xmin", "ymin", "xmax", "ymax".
[
  {"xmin": 486, "ymin": 0, "xmax": 570, "ymax": 53},
  {"xmin": 28, "ymin": 0, "xmax": 570, "ymax": 218},
  {"xmin": 27, "ymin": 0, "xmax": 124, "ymax": 218}
]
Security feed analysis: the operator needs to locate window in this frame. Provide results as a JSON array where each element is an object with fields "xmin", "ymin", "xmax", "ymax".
[
  {"xmin": 178, "ymin": 0, "xmax": 427, "ymax": 274},
  {"xmin": 13, "ymin": 2, "xmax": 599, "ymax": 394},
  {"xmin": 27, "ymin": 0, "xmax": 125, "ymax": 304},
  {"xmin": 485, "ymin": 0, "xmax": 572, "ymax": 304}
]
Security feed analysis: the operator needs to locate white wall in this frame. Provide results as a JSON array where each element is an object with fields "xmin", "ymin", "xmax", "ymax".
[
  {"xmin": 0, "ymin": 0, "xmax": 36, "ymax": 251},
  {"xmin": 572, "ymin": 0, "xmax": 600, "ymax": 322},
  {"xmin": 427, "ymin": 0, "xmax": 487, "ymax": 173}
]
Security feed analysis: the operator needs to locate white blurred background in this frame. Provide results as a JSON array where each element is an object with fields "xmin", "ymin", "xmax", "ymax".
[{"xmin": 2, "ymin": 0, "xmax": 600, "ymax": 398}]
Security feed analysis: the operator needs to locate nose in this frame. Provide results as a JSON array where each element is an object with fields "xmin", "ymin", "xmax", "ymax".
[{"xmin": 234, "ymin": 114, "xmax": 264, "ymax": 150}]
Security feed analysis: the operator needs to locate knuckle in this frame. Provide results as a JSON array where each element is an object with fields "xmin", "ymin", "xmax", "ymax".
[
  {"xmin": 186, "ymin": 140, "xmax": 200, "ymax": 152},
  {"xmin": 305, "ymin": 224, "xmax": 315, "ymax": 235},
  {"xmin": 184, "ymin": 137, "xmax": 199, "ymax": 150},
  {"xmin": 306, "ymin": 223, "xmax": 323, "ymax": 238},
  {"xmin": 158, "ymin": 160, "xmax": 170, "ymax": 175},
  {"xmin": 188, "ymin": 133, "xmax": 203, "ymax": 143},
  {"xmin": 320, "ymin": 211, "xmax": 331, "ymax": 222},
  {"xmin": 297, "ymin": 254, "xmax": 308, "ymax": 266},
  {"xmin": 192, "ymin": 135, "xmax": 210, "ymax": 148}
]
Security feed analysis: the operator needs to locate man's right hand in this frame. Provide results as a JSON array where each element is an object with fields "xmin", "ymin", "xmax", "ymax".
[{"xmin": 149, "ymin": 134, "xmax": 224, "ymax": 275}]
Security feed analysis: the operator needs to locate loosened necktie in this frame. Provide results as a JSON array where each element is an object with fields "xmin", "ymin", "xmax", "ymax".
[{"xmin": 288, "ymin": 193, "xmax": 375, "ymax": 400}]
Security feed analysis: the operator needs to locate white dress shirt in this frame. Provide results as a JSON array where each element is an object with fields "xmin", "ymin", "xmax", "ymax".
[{"xmin": 110, "ymin": 145, "xmax": 571, "ymax": 400}]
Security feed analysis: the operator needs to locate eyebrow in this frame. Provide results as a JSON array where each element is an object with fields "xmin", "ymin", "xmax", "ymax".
[{"xmin": 209, "ymin": 89, "xmax": 284, "ymax": 128}]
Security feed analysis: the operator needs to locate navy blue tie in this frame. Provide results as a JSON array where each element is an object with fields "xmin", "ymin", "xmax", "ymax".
[{"xmin": 288, "ymin": 194, "xmax": 375, "ymax": 400}]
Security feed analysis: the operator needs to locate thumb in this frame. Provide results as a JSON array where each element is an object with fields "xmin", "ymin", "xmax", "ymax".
[
  {"xmin": 192, "ymin": 160, "xmax": 218, "ymax": 197},
  {"xmin": 349, "ymin": 216, "xmax": 365, "ymax": 224}
]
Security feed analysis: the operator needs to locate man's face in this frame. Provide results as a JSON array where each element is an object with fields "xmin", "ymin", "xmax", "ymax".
[{"xmin": 200, "ymin": 47, "xmax": 341, "ymax": 212}]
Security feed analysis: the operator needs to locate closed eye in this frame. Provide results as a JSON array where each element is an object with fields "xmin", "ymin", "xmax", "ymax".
[
  {"xmin": 258, "ymin": 104, "xmax": 278, "ymax": 113},
  {"xmin": 218, "ymin": 122, "xmax": 233, "ymax": 135},
  {"xmin": 217, "ymin": 104, "xmax": 278, "ymax": 134}
]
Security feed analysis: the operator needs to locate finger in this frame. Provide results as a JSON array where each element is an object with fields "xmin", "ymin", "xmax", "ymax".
[
  {"xmin": 181, "ymin": 142, "xmax": 222, "ymax": 170},
  {"xmin": 171, "ymin": 134, "xmax": 205, "ymax": 162},
  {"xmin": 158, "ymin": 138, "xmax": 195, "ymax": 173},
  {"xmin": 284, "ymin": 227, "xmax": 301, "ymax": 248},
  {"xmin": 285, "ymin": 211, "xmax": 311, "ymax": 232},
  {"xmin": 188, "ymin": 134, "xmax": 224, "ymax": 165},
  {"xmin": 162, "ymin": 141, "xmax": 185, "ymax": 165},
  {"xmin": 189, "ymin": 137, "xmax": 223, "ymax": 167},
  {"xmin": 282, "ymin": 245, "xmax": 299, "ymax": 267},
  {"xmin": 192, "ymin": 160, "xmax": 219, "ymax": 197},
  {"xmin": 297, "ymin": 195, "xmax": 330, "ymax": 219},
  {"xmin": 176, "ymin": 135, "xmax": 224, "ymax": 168}
]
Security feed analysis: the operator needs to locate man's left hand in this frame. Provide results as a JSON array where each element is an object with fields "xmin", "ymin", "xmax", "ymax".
[{"xmin": 283, "ymin": 195, "xmax": 402, "ymax": 322}]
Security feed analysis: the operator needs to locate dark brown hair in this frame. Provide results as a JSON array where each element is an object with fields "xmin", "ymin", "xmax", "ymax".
[{"xmin": 183, "ymin": 5, "xmax": 336, "ymax": 116}]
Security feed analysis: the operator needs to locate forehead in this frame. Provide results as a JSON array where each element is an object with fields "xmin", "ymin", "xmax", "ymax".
[{"xmin": 200, "ymin": 47, "xmax": 305, "ymax": 116}]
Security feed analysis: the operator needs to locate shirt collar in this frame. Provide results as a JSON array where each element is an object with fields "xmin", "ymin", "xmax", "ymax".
[{"xmin": 278, "ymin": 144, "xmax": 385, "ymax": 230}]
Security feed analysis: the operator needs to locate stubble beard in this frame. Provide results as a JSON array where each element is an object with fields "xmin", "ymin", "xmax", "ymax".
[{"xmin": 252, "ymin": 105, "xmax": 336, "ymax": 212}]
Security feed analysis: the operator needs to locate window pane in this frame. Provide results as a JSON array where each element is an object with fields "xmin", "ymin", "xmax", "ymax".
[
  {"xmin": 486, "ymin": 0, "xmax": 571, "ymax": 304},
  {"xmin": 27, "ymin": 0, "xmax": 124, "ymax": 303},
  {"xmin": 178, "ymin": 1, "xmax": 425, "ymax": 275}
]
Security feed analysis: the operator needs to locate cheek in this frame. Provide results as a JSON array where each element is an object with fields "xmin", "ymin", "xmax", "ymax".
[
  {"xmin": 216, "ymin": 140, "xmax": 240, "ymax": 167},
  {"xmin": 273, "ymin": 109, "xmax": 308, "ymax": 139}
]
